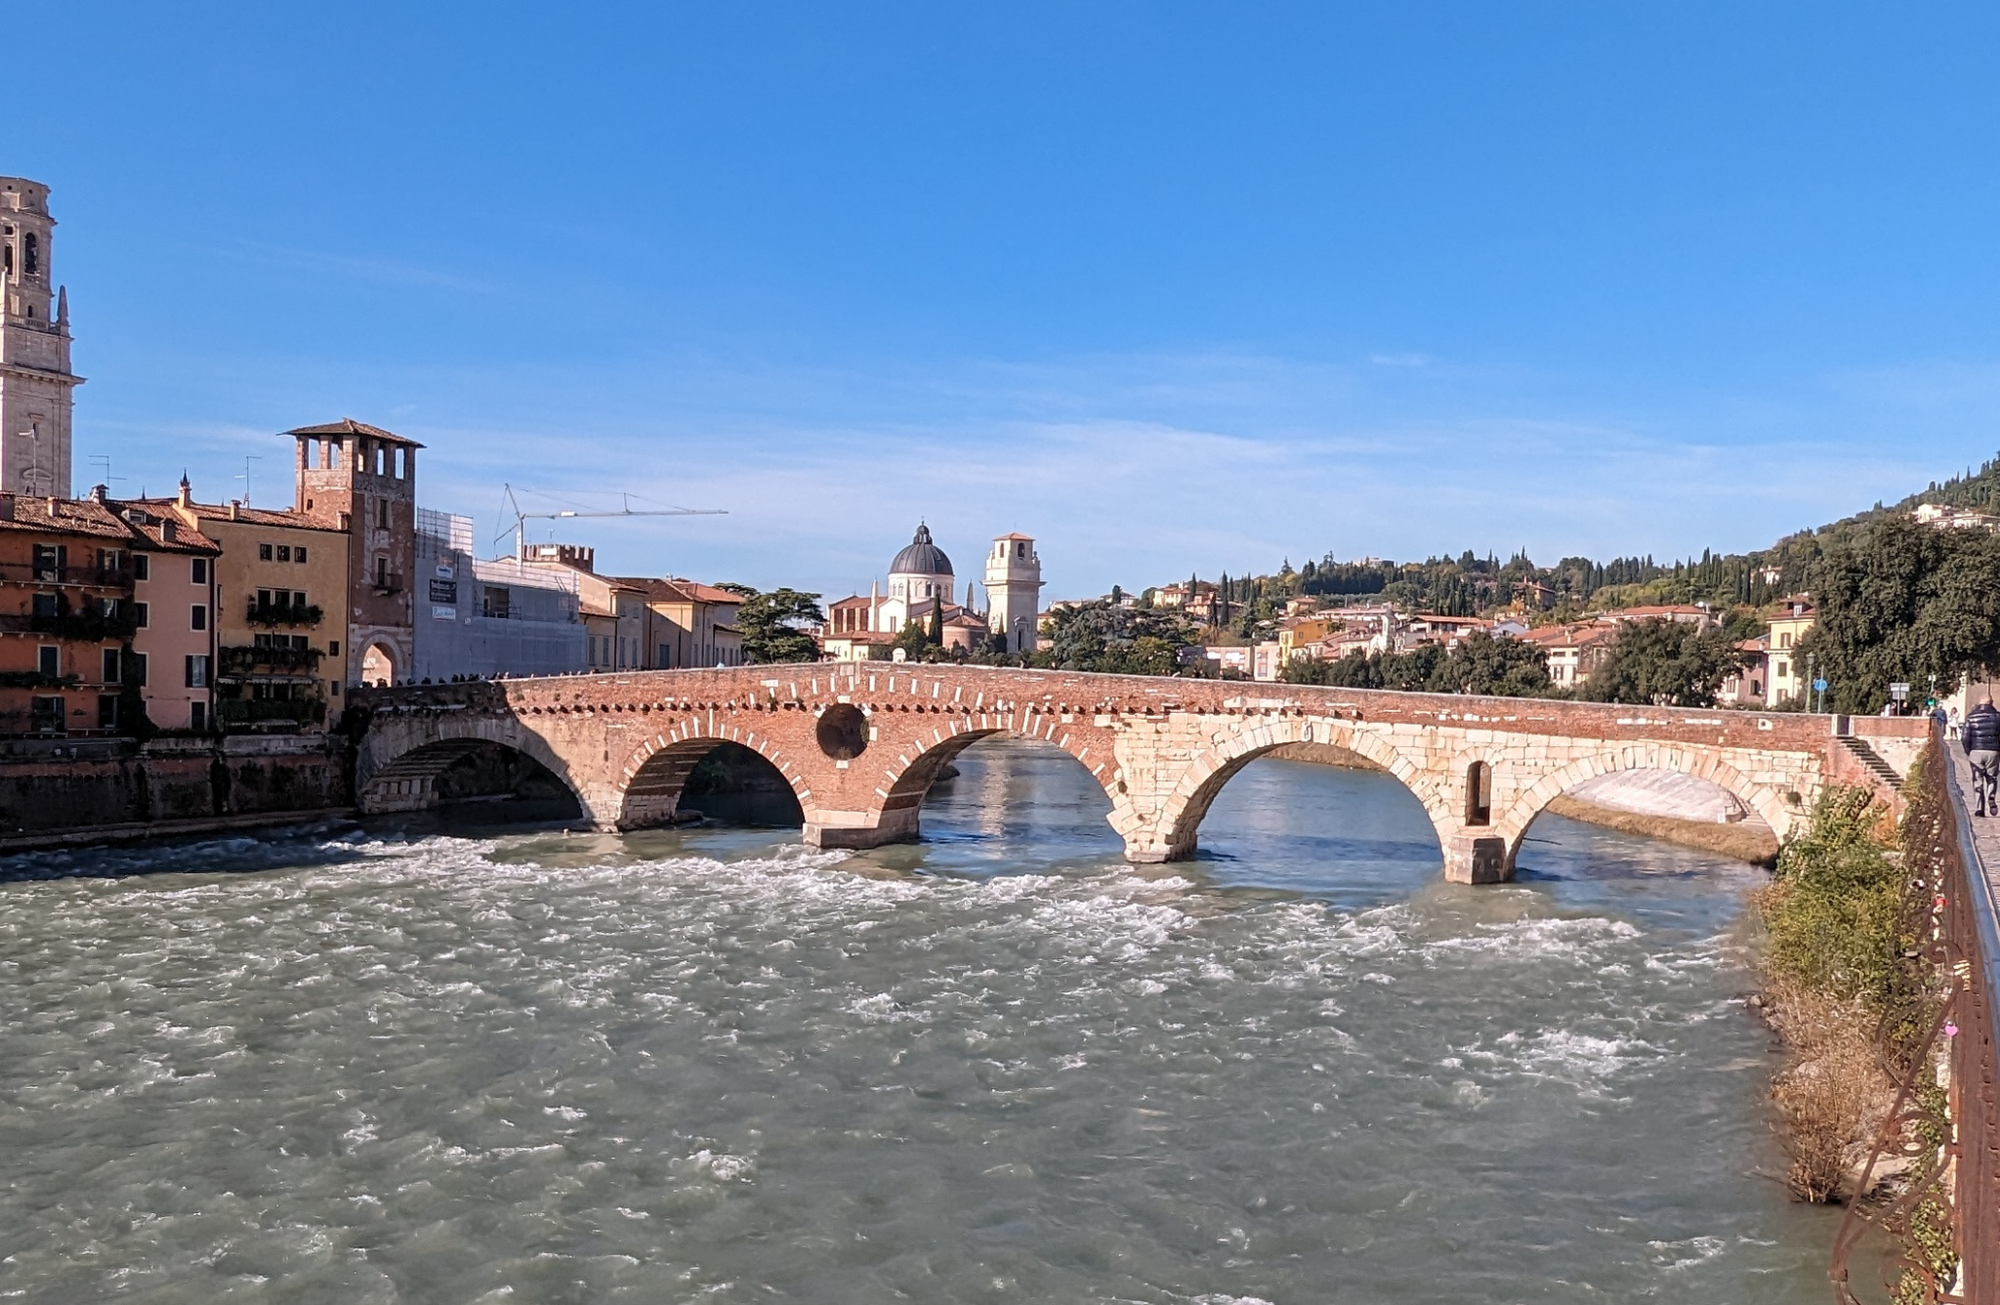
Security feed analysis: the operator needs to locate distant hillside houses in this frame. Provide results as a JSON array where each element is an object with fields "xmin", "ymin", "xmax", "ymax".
[{"xmin": 1913, "ymin": 501, "xmax": 2000, "ymax": 532}]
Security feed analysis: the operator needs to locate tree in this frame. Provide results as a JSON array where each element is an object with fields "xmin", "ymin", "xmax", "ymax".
[
  {"xmin": 719, "ymin": 584, "xmax": 825, "ymax": 665},
  {"xmin": 926, "ymin": 602, "xmax": 944, "ymax": 646},
  {"xmin": 892, "ymin": 619, "xmax": 937, "ymax": 660},
  {"xmin": 1038, "ymin": 600, "xmax": 1199, "ymax": 675},
  {"xmin": 1803, "ymin": 515, "xmax": 2000, "ymax": 713},
  {"xmin": 1582, "ymin": 617, "xmax": 1745, "ymax": 706},
  {"xmin": 1430, "ymin": 631, "xmax": 1553, "ymax": 697}
]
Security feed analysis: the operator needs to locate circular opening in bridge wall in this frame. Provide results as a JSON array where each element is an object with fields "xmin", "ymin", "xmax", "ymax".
[{"xmin": 816, "ymin": 704, "xmax": 870, "ymax": 760}]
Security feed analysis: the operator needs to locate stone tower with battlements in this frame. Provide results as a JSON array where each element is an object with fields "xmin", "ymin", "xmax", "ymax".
[
  {"xmin": 0, "ymin": 178, "xmax": 81, "ymax": 497},
  {"xmin": 985, "ymin": 532, "xmax": 1043, "ymax": 654},
  {"xmin": 288, "ymin": 417, "xmax": 422, "ymax": 686}
]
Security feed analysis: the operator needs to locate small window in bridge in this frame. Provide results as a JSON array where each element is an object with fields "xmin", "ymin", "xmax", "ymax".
[{"xmin": 1465, "ymin": 761, "xmax": 1492, "ymax": 827}]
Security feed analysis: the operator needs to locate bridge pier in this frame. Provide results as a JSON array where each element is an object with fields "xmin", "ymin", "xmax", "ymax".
[
  {"xmin": 1444, "ymin": 831, "xmax": 1513, "ymax": 885},
  {"xmin": 803, "ymin": 805, "xmax": 921, "ymax": 852}
]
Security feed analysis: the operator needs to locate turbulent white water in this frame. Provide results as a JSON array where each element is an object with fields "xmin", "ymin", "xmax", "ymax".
[{"xmin": 0, "ymin": 740, "xmax": 1832, "ymax": 1302}]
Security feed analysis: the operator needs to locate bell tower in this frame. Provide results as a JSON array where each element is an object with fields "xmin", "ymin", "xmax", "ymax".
[
  {"xmin": 985, "ymin": 532, "xmax": 1044, "ymax": 654},
  {"xmin": 0, "ymin": 178, "xmax": 81, "ymax": 497}
]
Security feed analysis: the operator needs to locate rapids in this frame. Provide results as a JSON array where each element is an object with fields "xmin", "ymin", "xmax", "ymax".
[{"xmin": 0, "ymin": 739, "xmax": 1830, "ymax": 1302}]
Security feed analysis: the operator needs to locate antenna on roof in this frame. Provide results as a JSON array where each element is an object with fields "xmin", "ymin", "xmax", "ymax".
[
  {"xmin": 236, "ymin": 455, "xmax": 261, "ymax": 506},
  {"xmin": 86, "ymin": 455, "xmax": 126, "ymax": 492},
  {"xmin": 494, "ymin": 483, "xmax": 726, "ymax": 559}
]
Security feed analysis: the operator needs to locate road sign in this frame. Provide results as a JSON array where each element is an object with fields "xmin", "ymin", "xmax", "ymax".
[
  {"xmin": 1889, "ymin": 681, "xmax": 1910, "ymax": 700},
  {"xmin": 1814, "ymin": 678, "xmax": 1829, "ymax": 692}
]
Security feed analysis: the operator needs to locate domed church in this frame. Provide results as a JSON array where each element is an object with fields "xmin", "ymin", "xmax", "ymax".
[{"xmin": 822, "ymin": 523, "xmax": 1043, "ymax": 661}]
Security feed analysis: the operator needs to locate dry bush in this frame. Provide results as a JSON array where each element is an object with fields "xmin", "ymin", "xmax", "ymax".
[{"xmin": 1761, "ymin": 977, "xmax": 1893, "ymax": 1202}]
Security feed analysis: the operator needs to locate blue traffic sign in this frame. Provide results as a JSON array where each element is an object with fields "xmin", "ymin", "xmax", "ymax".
[{"xmin": 1813, "ymin": 678, "xmax": 1828, "ymax": 692}]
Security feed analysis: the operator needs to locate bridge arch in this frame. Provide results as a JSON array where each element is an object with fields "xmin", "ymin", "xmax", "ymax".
[
  {"xmin": 860, "ymin": 719, "xmax": 1132, "ymax": 850},
  {"xmin": 1488, "ymin": 744, "xmax": 1803, "ymax": 864},
  {"xmin": 1142, "ymin": 716, "xmax": 1452, "ymax": 863},
  {"xmin": 358, "ymin": 718, "xmax": 586, "ymax": 819},
  {"xmin": 614, "ymin": 722, "xmax": 812, "ymax": 830}
]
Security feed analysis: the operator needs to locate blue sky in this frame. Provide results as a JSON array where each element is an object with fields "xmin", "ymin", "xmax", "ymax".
[{"xmin": 16, "ymin": 4, "xmax": 2000, "ymax": 600}]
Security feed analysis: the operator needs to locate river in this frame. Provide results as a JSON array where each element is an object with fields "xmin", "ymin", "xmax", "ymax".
[{"xmin": 0, "ymin": 739, "xmax": 1834, "ymax": 1302}]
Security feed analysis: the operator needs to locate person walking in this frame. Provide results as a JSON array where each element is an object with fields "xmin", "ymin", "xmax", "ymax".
[{"xmin": 1963, "ymin": 694, "xmax": 2000, "ymax": 816}]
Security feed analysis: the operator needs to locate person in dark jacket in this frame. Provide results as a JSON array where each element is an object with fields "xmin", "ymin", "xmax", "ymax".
[{"xmin": 1962, "ymin": 695, "xmax": 2000, "ymax": 816}]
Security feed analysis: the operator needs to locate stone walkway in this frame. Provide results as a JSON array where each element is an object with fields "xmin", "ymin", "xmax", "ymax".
[{"xmin": 1946, "ymin": 746, "xmax": 2000, "ymax": 910}]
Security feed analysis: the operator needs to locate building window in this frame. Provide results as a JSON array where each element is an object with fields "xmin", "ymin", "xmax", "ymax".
[
  {"xmin": 189, "ymin": 701, "xmax": 206, "ymax": 732},
  {"xmin": 31, "ymin": 696, "xmax": 63, "ymax": 733},
  {"xmin": 186, "ymin": 655, "xmax": 210, "ymax": 688},
  {"xmin": 379, "ymin": 498, "xmax": 390, "ymax": 529},
  {"xmin": 258, "ymin": 543, "xmax": 273, "ymax": 561},
  {"xmin": 133, "ymin": 601, "xmax": 149, "ymax": 629},
  {"xmin": 97, "ymin": 695, "xmax": 119, "ymax": 730},
  {"xmin": 658, "ymin": 643, "xmax": 670, "ymax": 668},
  {"xmin": 130, "ymin": 653, "xmax": 147, "ymax": 687},
  {"xmin": 330, "ymin": 681, "xmax": 340, "ymax": 696},
  {"xmin": 327, "ymin": 640, "xmax": 340, "ymax": 657},
  {"xmin": 482, "ymin": 586, "xmax": 511, "ymax": 619},
  {"xmin": 295, "ymin": 546, "xmax": 307, "ymax": 564},
  {"xmin": 24, "ymin": 232, "xmax": 38, "ymax": 275},
  {"xmin": 277, "ymin": 545, "xmax": 291, "ymax": 562},
  {"xmin": 292, "ymin": 591, "xmax": 307, "ymax": 608},
  {"xmin": 101, "ymin": 648, "xmax": 120, "ymax": 683},
  {"xmin": 192, "ymin": 558, "xmax": 209, "ymax": 584},
  {"xmin": 37, "ymin": 646, "xmax": 58, "ymax": 677},
  {"xmin": 133, "ymin": 555, "xmax": 149, "ymax": 581},
  {"xmin": 191, "ymin": 604, "xmax": 208, "ymax": 631},
  {"xmin": 31, "ymin": 593, "xmax": 57, "ymax": 619},
  {"xmin": 32, "ymin": 543, "xmax": 63, "ymax": 581}
]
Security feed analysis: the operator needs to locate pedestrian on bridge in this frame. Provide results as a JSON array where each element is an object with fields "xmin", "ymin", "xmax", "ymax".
[{"xmin": 1962, "ymin": 694, "xmax": 2000, "ymax": 816}]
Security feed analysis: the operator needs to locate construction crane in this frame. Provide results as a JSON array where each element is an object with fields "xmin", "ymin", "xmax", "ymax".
[{"xmin": 495, "ymin": 484, "xmax": 726, "ymax": 559}]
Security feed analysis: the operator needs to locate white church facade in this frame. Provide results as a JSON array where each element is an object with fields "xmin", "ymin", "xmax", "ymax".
[{"xmin": 822, "ymin": 524, "xmax": 1044, "ymax": 661}]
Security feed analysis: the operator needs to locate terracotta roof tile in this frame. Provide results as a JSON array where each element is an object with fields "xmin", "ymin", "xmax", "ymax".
[{"xmin": 283, "ymin": 417, "xmax": 424, "ymax": 448}]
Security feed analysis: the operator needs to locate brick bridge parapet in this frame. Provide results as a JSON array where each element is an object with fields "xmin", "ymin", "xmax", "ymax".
[{"xmin": 351, "ymin": 666, "xmax": 1926, "ymax": 883}]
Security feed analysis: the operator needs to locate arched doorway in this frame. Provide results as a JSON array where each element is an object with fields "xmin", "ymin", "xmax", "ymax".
[{"xmin": 361, "ymin": 643, "xmax": 397, "ymax": 687}]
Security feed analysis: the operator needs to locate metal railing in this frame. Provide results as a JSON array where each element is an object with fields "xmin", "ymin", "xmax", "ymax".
[
  {"xmin": 218, "ymin": 644, "xmax": 324, "ymax": 676},
  {"xmin": 1832, "ymin": 732, "xmax": 2000, "ymax": 1303},
  {"xmin": 244, "ymin": 600, "xmax": 324, "ymax": 628}
]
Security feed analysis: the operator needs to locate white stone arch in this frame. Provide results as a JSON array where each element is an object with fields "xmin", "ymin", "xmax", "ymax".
[
  {"xmin": 1489, "ymin": 743, "xmax": 1806, "ymax": 857},
  {"xmin": 1144, "ymin": 714, "xmax": 1452, "ymax": 862},
  {"xmin": 357, "ymin": 714, "xmax": 586, "ymax": 817},
  {"xmin": 866, "ymin": 713, "xmax": 1134, "ymax": 842},
  {"xmin": 612, "ymin": 717, "xmax": 813, "ymax": 830}
]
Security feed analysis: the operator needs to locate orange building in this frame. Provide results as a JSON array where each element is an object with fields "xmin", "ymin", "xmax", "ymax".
[{"xmin": 0, "ymin": 489, "xmax": 220, "ymax": 736}]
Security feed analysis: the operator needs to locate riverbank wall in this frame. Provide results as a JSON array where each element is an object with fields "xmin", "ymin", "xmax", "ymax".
[{"xmin": 0, "ymin": 735, "xmax": 351, "ymax": 847}]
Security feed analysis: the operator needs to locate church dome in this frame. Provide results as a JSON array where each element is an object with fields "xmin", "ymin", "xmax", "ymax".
[{"xmin": 889, "ymin": 524, "xmax": 953, "ymax": 577}]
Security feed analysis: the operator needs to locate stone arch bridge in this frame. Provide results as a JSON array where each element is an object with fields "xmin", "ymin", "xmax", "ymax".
[{"xmin": 352, "ymin": 665, "xmax": 1924, "ymax": 882}]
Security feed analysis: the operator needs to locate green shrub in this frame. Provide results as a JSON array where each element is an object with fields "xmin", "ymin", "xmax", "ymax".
[{"xmin": 1756, "ymin": 786, "xmax": 1906, "ymax": 1012}]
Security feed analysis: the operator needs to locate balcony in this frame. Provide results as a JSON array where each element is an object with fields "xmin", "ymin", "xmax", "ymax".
[
  {"xmin": 0, "ymin": 608, "xmax": 138, "ymax": 641},
  {"xmin": 371, "ymin": 571, "xmax": 405, "ymax": 595},
  {"xmin": 220, "ymin": 644, "xmax": 324, "ymax": 677},
  {"xmin": 216, "ymin": 697, "xmax": 328, "ymax": 728},
  {"xmin": 0, "ymin": 671, "xmax": 80, "ymax": 690},
  {"xmin": 244, "ymin": 600, "xmax": 324, "ymax": 629},
  {"xmin": 15, "ymin": 563, "xmax": 132, "ymax": 588}
]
